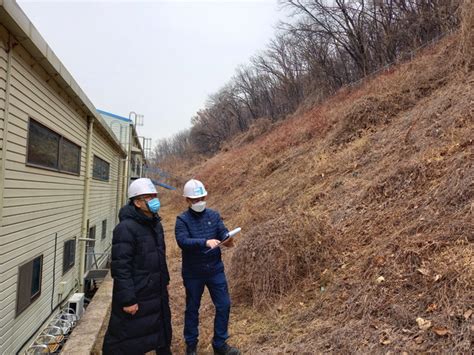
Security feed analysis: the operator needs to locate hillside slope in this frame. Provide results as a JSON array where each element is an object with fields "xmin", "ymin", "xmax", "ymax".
[{"xmin": 161, "ymin": 18, "xmax": 473, "ymax": 353}]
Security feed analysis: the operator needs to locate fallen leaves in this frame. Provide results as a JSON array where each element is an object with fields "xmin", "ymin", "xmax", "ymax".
[
  {"xmin": 417, "ymin": 268, "xmax": 430, "ymax": 276},
  {"xmin": 464, "ymin": 309, "xmax": 472, "ymax": 319},
  {"xmin": 416, "ymin": 267, "xmax": 443, "ymax": 282},
  {"xmin": 414, "ymin": 335, "xmax": 424, "ymax": 344},
  {"xmin": 416, "ymin": 317, "xmax": 432, "ymax": 330},
  {"xmin": 432, "ymin": 326, "xmax": 451, "ymax": 336},
  {"xmin": 376, "ymin": 276, "xmax": 385, "ymax": 283}
]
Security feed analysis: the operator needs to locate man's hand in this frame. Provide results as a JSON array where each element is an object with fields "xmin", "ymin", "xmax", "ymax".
[
  {"xmin": 123, "ymin": 303, "xmax": 139, "ymax": 315},
  {"xmin": 206, "ymin": 239, "xmax": 221, "ymax": 249},
  {"xmin": 220, "ymin": 237, "xmax": 235, "ymax": 248}
]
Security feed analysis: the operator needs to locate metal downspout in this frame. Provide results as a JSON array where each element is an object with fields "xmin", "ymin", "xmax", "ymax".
[
  {"xmin": 115, "ymin": 155, "xmax": 123, "ymax": 226},
  {"xmin": 123, "ymin": 122, "xmax": 133, "ymax": 203},
  {"xmin": 0, "ymin": 34, "xmax": 13, "ymax": 224},
  {"xmin": 79, "ymin": 116, "xmax": 94, "ymax": 291}
]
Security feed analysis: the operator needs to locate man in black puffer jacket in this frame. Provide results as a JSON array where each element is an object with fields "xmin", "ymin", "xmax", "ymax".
[{"xmin": 103, "ymin": 178, "xmax": 172, "ymax": 355}]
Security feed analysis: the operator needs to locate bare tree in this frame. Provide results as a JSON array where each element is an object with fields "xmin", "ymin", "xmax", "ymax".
[{"xmin": 153, "ymin": 0, "xmax": 461, "ymax": 160}]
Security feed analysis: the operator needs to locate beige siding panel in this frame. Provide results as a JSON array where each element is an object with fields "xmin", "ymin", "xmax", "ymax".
[
  {"xmin": 0, "ymin": 209, "xmax": 81, "ymax": 244},
  {"xmin": 86, "ymin": 129, "xmax": 121, "ymax": 268},
  {"xmin": 2, "ymin": 198, "xmax": 83, "ymax": 219},
  {"xmin": 0, "ymin": 253, "xmax": 77, "ymax": 354},
  {"xmin": 7, "ymin": 89, "xmax": 85, "ymax": 148},
  {"xmin": 5, "ymin": 106, "xmax": 87, "ymax": 176},
  {"xmin": 0, "ymin": 42, "xmax": 7, "ymax": 167},
  {"xmin": 3, "ymin": 187, "xmax": 84, "ymax": 198},
  {"xmin": 0, "ymin": 38, "xmax": 121, "ymax": 354},
  {"xmin": 100, "ymin": 115, "xmax": 130, "ymax": 148},
  {"xmin": 1, "ymin": 233, "xmax": 80, "ymax": 292},
  {"xmin": 3, "ymin": 193, "xmax": 83, "ymax": 208},
  {"xmin": 1, "ymin": 114, "xmax": 26, "ymax": 144},
  {"xmin": 3, "ymin": 137, "xmax": 23, "ymax": 155},
  {"xmin": 0, "ymin": 221, "xmax": 81, "ymax": 285},
  {"xmin": 3, "ymin": 176, "xmax": 84, "ymax": 190},
  {"xmin": 5, "ymin": 161, "xmax": 84, "ymax": 184},
  {"xmin": 1, "ymin": 232, "xmax": 80, "ymax": 355},
  {"xmin": 9, "ymin": 58, "xmax": 87, "ymax": 142},
  {"xmin": 12, "ymin": 47, "xmax": 86, "ymax": 122}
]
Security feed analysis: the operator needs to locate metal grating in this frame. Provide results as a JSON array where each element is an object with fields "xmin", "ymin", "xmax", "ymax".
[{"xmin": 84, "ymin": 269, "xmax": 109, "ymax": 280}]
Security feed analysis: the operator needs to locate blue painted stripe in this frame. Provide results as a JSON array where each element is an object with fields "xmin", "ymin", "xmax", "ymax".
[
  {"xmin": 97, "ymin": 109, "xmax": 131, "ymax": 122},
  {"xmin": 150, "ymin": 179, "xmax": 176, "ymax": 190},
  {"xmin": 144, "ymin": 166, "xmax": 171, "ymax": 178}
]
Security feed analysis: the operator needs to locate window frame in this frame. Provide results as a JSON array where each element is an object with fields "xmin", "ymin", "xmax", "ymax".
[
  {"xmin": 16, "ymin": 255, "xmax": 43, "ymax": 317},
  {"xmin": 101, "ymin": 219, "xmax": 107, "ymax": 240},
  {"xmin": 88, "ymin": 225, "xmax": 96, "ymax": 247},
  {"xmin": 26, "ymin": 118, "xmax": 81, "ymax": 176},
  {"xmin": 63, "ymin": 239, "xmax": 76, "ymax": 275},
  {"xmin": 92, "ymin": 155, "xmax": 110, "ymax": 181}
]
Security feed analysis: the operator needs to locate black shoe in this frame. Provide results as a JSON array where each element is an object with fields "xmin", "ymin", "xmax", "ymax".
[
  {"xmin": 212, "ymin": 343, "xmax": 240, "ymax": 355},
  {"xmin": 186, "ymin": 345, "xmax": 197, "ymax": 355}
]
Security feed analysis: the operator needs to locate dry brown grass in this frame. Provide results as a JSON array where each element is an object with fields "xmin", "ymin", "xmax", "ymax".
[
  {"xmin": 459, "ymin": 0, "xmax": 474, "ymax": 71},
  {"xmin": 229, "ymin": 211, "xmax": 338, "ymax": 308},
  {"xmin": 161, "ymin": 20, "xmax": 473, "ymax": 353}
]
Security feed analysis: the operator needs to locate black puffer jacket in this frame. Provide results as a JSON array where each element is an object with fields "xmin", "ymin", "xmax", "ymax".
[{"xmin": 103, "ymin": 203, "xmax": 172, "ymax": 354}]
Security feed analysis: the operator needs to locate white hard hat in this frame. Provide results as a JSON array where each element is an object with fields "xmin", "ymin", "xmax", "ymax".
[
  {"xmin": 183, "ymin": 179, "xmax": 207, "ymax": 198},
  {"xmin": 128, "ymin": 178, "xmax": 157, "ymax": 199}
]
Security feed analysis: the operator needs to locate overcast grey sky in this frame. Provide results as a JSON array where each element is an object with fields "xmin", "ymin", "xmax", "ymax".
[{"xmin": 17, "ymin": 0, "xmax": 288, "ymax": 146}]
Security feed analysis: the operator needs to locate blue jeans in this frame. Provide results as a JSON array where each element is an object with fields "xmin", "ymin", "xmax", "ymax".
[{"xmin": 183, "ymin": 272, "xmax": 231, "ymax": 348}]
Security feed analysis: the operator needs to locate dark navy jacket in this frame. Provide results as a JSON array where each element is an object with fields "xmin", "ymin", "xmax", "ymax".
[
  {"xmin": 103, "ymin": 203, "xmax": 172, "ymax": 354},
  {"xmin": 175, "ymin": 208, "xmax": 229, "ymax": 279}
]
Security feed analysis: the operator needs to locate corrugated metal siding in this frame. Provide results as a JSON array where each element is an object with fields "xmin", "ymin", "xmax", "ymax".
[
  {"xmin": 0, "ymin": 27, "xmax": 8, "ymax": 352},
  {"xmin": 0, "ymin": 40, "xmax": 88, "ymax": 355},
  {"xmin": 86, "ymin": 128, "xmax": 122, "ymax": 269},
  {"xmin": 0, "ymin": 32, "xmax": 6, "ymax": 155},
  {"xmin": 100, "ymin": 114, "xmax": 130, "ymax": 149},
  {"xmin": 0, "ymin": 39, "xmax": 120, "ymax": 354}
]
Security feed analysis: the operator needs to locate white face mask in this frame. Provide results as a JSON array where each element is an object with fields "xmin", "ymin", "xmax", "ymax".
[{"xmin": 191, "ymin": 201, "xmax": 206, "ymax": 212}]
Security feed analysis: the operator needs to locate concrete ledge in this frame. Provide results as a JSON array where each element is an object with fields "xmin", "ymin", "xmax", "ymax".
[{"xmin": 62, "ymin": 273, "xmax": 112, "ymax": 355}]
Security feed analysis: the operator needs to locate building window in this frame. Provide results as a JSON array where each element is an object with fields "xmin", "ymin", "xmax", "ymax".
[
  {"xmin": 16, "ymin": 255, "xmax": 43, "ymax": 316},
  {"xmin": 93, "ymin": 155, "xmax": 110, "ymax": 181},
  {"xmin": 88, "ymin": 225, "xmax": 96, "ymax": 247},
  {"xmin": 63, "ymin": 239, "xmax": 76, "ymax": 274},
  {"xmin": 27, "ymin": 118, "xmax": 81, "ymax": 175},
  {"xmin": 101, "ymin": 220, "xmax": 107, "ymax": 240}
]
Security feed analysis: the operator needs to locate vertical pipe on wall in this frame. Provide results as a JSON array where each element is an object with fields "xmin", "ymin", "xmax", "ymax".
[
  {"xmin": 115, "ymin": 154, "xmax": 123, "ymax": 226},
  {"xmin": 79, "ymin": 116, "xmax": 94, "ymax": 291},
  {"xmin": 51, "ymin": 233, "xmax": 58, "ymax": 311},
  {"xmin": 0, "ymin": 33, "xmax": 13, "ymax": 223}
]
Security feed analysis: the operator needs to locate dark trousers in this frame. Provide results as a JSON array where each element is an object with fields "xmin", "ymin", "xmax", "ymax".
[
  {"xmin": 183, "ymin": 272, "xmax": 231, "ymax": 348},
  {"xmin": 155, "ymin": 346, "xmax": 172, "ymax": 355},
  {"xmin": 103, "ymin": 345, "xmax": 171, "ymax": 355}
]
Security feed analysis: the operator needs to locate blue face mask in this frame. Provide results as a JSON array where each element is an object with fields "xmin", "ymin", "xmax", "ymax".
[{"xmin": 146, "ymin": 198, "xmax": 161, "ymax": 214}]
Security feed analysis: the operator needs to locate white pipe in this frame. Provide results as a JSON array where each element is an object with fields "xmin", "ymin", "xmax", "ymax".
[
  {"xmin": 0, "ymin": 34, "xmax": 13, "ymax": 223},
  {"xmin": 79, "ymin": 117, "xmax": 94, "ymax": 291}
]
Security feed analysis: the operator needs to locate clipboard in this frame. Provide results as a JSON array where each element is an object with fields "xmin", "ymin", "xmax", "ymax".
[{"xmin": 204, "ymin": 227, "xmax": 241, "ymax": 254}]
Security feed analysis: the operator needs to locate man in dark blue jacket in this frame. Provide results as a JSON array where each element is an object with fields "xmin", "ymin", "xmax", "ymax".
[
  {"xmin": 175, "ymin": 179, "xmax": 240, "ymax": 355},
  {"xmin": 103, "ymin": 178, "xmax": 172, "ymax": 355}
]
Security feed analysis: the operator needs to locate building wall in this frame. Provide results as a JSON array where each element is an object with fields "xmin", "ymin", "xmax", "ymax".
[
  {"xmin": 0, "ymin": 25, "xmax": 122, "ymax": 354},
  {"xmin": 0, "ymin": 28, "xmax": 6, "ymax": 170},
  {"xmin": 0, "ymin": 26, "xmax": 9, "ymax": 352},
  {"xmin": 100, "ymin": 113, "xmax": 145, "ymax": 179},
  {"xmin": 100, "ymin": 114, "xmax": 130, "ymax": 149},
  {"xmin": 87, "ymin": 128, "xmax": 123, "ymax": 269}
]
